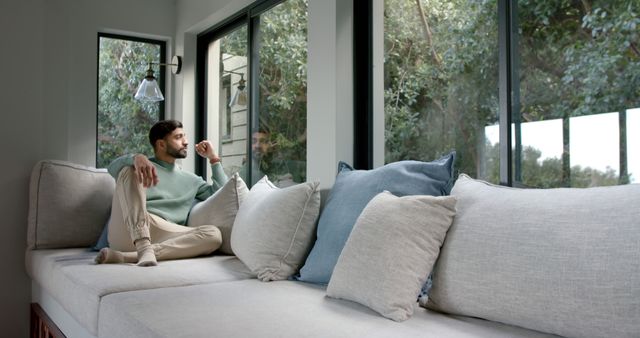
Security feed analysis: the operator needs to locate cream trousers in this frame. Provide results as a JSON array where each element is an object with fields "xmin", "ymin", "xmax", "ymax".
[{"xmin": 107, "ymin": 166, "xmax": 222, "ymax": 261}]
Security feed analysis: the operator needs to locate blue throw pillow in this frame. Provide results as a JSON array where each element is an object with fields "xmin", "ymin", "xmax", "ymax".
[
  {"xmin": 296, "ymin": 151, "xmax": 456, "ymax": 284},
  {"xmin": 91, "ymin": 216, "xmax": 110, "ymax": 251}
]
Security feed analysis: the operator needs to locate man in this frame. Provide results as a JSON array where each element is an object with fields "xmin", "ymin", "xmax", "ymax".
[{"xmin": 95, "ymin": 120, "xmax": 227, "ymax": 266}]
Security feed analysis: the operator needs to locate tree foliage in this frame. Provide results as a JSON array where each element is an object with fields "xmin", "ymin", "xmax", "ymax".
[
  {"xmin": 256, "ymin": 0, "xmax": 308, "ymax": 182},
  {"xmin": 384, "ymin": 0, "xmax": 639, "ymax": 187},
  {"xmin": 98, "ymin": 37, "xmax": 161, "ymax": 168}
]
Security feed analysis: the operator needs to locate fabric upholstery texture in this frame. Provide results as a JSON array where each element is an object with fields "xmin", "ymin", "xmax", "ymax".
[
  {"xmin": 327, "ymin": 192, "xmax": 457, "ymax": 321},
  {"xmin": 298, "ymin": 152, "xmax": 456, "ymax": 284},
  {"xmin": 28, "ymin": 160, "xmax": 114, "ymax": 249},
  {"xmin": 91, "ymin": 217, "xmax": 110, "ymax": 251},
  {"xmin": 25, "ymin": 248, "xmax": 254, "ymax": 335},
  {"xmin": 231, "ymin": 176, "xmax": 321, "ymax": 281},
  {"xmin": 187, "ymin": 173, "xmax": 249, "ymax": 254},
  {"xmin": 427, "ymin": 174, "xmax": 640, "ymax": 338},
  {"xmin": 98, "ymin": 279, "xmax": 557, "ymax": 338}
]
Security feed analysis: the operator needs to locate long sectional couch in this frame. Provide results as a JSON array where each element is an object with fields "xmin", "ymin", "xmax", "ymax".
[{"xmin": 26, "ymin": 159, "xmax": 639, "ymax": 338}]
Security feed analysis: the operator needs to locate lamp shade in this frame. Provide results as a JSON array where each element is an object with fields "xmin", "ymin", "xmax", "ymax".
[
  {"xmin": 229, "ymin": 87, "xmax": 247, "ymax": 107},
  {"xmin": 135, "ymin": 77, "xmax": 164, "ymax": 102}
]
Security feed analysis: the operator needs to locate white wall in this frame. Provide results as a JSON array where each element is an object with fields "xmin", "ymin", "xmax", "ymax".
[
  {"xmin": 0, "ymin": 0, "xmax": 176, "ymax": 335},
  {"xmin": 0, "ymin": 1, "xmax": 44, "ymax": 335},
  {"xmin": 307, "ymin": 0, "xmax": 354, "ymax": 188},
  {"xmin": 43, "ymin": 0, "xmax": 177, "ymax": 166}
]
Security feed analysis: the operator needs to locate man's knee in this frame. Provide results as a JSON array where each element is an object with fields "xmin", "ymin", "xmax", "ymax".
[
  {"xmin": 117, "ymin": 166, "xmax": 136, "ymax": 182},
  {"xmin": 198, "ymin": 225, "xmax": 222, "ymax": 248}
]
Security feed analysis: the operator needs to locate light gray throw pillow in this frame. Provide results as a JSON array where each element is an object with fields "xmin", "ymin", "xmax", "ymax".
[
  {"xmin": 231, "ymin": 176, "xmax": 321, "ymax": 281},
  {"xmin": 188, "ymin": 173, "xmax": 249, "ymax": 255},
  {"xmin": 327, "ymin": 191, "xmax": 457, "ymax": 322},
  {"xmin": 28, "ymin": 160, "xmax": 114, "ymax": 249},
  {"xmin": 427, "ymin": 174, "xmax": 640, "ymax": 338}
]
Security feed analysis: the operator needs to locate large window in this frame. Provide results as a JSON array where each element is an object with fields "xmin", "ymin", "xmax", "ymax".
[
  {"xmin": 97, "ymin": 33, "xmax": 165, "ymax": 168},
  {"xmin": 512, "ymin": 0, "xmax": 639, "ymax": 187},
  {"xmin": 197, "ymin": 0, "xmax": 308, "ymax": 187},
  {"xmin": 382, "ymin": 0, "xmax": 498, "ymax": 182},
  {"xmin": 373, "ymin": 0, "xmax": 639, "ymax": 187}
]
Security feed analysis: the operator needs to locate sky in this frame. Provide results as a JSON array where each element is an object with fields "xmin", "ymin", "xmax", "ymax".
[{"xmin": 485, "ymin": 108, "xmax": 639, "ymax": 183}]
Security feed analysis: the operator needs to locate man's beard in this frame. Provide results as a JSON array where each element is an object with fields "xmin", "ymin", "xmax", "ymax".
[{"xmin": 167, "ymin": 145, "xmax": 187, "ymax": 159}]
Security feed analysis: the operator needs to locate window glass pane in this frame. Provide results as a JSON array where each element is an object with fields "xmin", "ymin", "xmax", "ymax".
[
  {"xmin": 255, "ymin": 0, "xmax": 308, "ymax": 187},
  {"xmin": 97, "ymin": 36, "xmax": 162, "ymax": 168},
  {"xmin": 383, "ymin": 0, "xmax": 499, "ymax": 182},
  {"xmin": 517, "ymin": 1, "xmax": 639, "ymax": 187},
  {"xmin": 204, "ymin": 26, "xmax": 248, "ymax": 182}
]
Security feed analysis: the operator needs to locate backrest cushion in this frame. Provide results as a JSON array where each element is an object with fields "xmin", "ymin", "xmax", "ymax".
[
  {"xmin": 231, "ymin": 176, "xmax": 321, "ymax": 281},
  {"xmin": 426, "ymin": 174, "xmax": 640, "ymax": 338},
  {"xmin": 28, "ymin": 160, "xmax": 114, "ymax": 249},
  {"xmin": 297, "ymin": 152, "xmax": 456, "ymax": 284}
]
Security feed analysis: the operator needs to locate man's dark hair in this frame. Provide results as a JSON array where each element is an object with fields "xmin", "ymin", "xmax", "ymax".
[{"xmin": 149, "ymin": 120, "xmax": 183, "ymax": 149}]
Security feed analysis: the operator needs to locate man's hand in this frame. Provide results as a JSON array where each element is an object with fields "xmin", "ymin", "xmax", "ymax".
[
  {"xmin": 133, "ymin": 154, "xmax": 159, "ymax": 187},
  {"xmin": 195, "ymin": 140, "xmax": 221, "ymax": 164}
]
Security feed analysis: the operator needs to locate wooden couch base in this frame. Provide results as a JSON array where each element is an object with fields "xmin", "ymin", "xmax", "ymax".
[{"xmin": 31, "ymin": 303, "xmax": 66, "ymax": 338}]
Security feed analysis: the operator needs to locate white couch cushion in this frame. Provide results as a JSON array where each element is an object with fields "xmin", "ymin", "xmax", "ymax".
[
  {"xmin": 327, "ymin": 192, "xmax": 456, "ymax": 322},
  {"xmin": 26, "ymin": 249, "xmax": 253, "ymax": 335},
  {"xmin": 427, "ymin": 174, "xmax": 640, "ymax": 338},
  {"xmin": 188, "ymin": 173, "xmax": 249, "ymax": 255},
  {"xmin": 98, "ymin": 279, "xmax": 557, "ymax": 338},
  {"xmin": 231, "ymin": 176, "xmax": 321, "ymax": 281},
  {"xmin": 28, "ymin": 160, "xmax": 114, "ymax": 249}
]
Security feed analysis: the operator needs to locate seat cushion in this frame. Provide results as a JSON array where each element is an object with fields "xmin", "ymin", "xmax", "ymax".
[
  {"xmin": 98, "ymin": 279, "xmax": 557, "ymax": 338},
  {"xmin": 26, "ymin": 249, "xmax": 254, "ymax": 336},
  {"xmin": 427, "ymin": 174, "xmax": 640, "ymax": 338}
]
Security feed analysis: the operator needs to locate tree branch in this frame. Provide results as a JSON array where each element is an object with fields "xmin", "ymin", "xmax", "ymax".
[{"xmin": 415, "ymin": 0, "xmax": 442, "ymax": 66}]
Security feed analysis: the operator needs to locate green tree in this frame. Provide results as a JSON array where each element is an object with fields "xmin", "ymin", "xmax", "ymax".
[
  {"xmin": 384, "ymin": 0, "xmax": 639, "ymax": 187},
  {"xmin": 98, "ymin": 37, "xmax": 161, "ymax": 168}
]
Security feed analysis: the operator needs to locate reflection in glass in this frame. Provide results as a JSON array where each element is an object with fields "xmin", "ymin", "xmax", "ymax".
[
  {"xmin": 254, "ymin": 0, "xmax": 308, "ymax": 187},
  {"xmin": 205, "ymin": 26, "xmax": 248, "ymax": 183}
]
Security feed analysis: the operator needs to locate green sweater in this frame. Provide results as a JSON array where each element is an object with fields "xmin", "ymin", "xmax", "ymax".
[{"xmin": 107, "ymin": 154, "xmax": 228, "ymax": 225}]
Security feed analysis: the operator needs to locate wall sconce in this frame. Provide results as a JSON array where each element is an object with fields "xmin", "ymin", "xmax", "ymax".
[
  {"xmin": 135, "ymin": 55, "xmax": 182, "ymax": 102},
  {"xmin": 225, "ymin": 70, "xmax": 248, "ymax": 107}
]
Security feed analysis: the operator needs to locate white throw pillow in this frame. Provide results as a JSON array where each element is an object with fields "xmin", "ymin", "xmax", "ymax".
[
  {"xmin": 188, "ymin": 173, "xmax": 249, "ymax": 255},
  {"xmin": 326, "ymin": 191, "xmax": 457, "ymax": 322},
  {"xmin": 231, "ymin": 176, "xmax": 321, "ymax": 281}
]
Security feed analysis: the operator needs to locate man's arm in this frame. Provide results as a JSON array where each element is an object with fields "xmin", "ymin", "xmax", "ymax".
[
  {"xmin": 194, "ymin": 140, "xmax": 229, "ymax": 200},
  {"xmin": 210, "ymin": 161, "xmax": 229, "ymax": 191},
  {"xmin": 107, "ymin": 154, "xmax": 158, "ymax": 187},
  {"xmin": 107, "ymin": 154, "xmax": 136, "ymax": 179}
]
